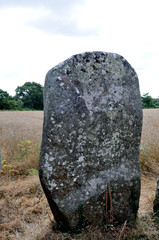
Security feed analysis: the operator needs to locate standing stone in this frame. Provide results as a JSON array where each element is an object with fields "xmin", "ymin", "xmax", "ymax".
[
  {"xmin": 154, "ymin": 175, "xmax": 159, "ymax": 215},
  {"xmin": 39, "ymin": 51, "xmax": 143, "ymax": 230}
]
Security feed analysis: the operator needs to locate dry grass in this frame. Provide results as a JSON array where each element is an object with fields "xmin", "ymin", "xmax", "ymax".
[
  {"xmin": 141, "ymin": 109, "xmax": 159, "ymax": 146},
  {"xmin": 1, "ymin": 109, "xmax": 159, "ymax": 176},
  {"xmin": 0, "ymin": 109, "xmax": 159, "ymax": 239},
  {"xmin": 0, "ymin": 111, "xmax": 43, "ymax": 174},
  {"xmin": 140, "ymin": 109, "xmax": 159, "ymax": 176},
  {"xmin": 0, "ymin": 175, "xmax": 53, "ymax": 240}
]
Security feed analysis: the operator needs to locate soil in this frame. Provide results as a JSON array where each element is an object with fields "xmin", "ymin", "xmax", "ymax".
[{"xmin": 0, "ymin": 174, "xmax": 157, "ymax": 240}]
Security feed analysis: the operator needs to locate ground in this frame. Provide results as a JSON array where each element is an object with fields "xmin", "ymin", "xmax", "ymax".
[
  {"xmin": 0, "ymin": 174, "xmax": 158, "ymax": 240},
  {"xmin": 140, "ymin": 176, "xmax": 156, "ymax": 214},
  {"xmin": 0, "ymin": 110, "xmax": 159, "ymax": 239}
]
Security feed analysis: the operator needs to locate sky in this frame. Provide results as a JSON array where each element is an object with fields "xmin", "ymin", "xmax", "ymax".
[{"xmin": 0, "ymin": 0, "xmax": 159, "ymax": 97}]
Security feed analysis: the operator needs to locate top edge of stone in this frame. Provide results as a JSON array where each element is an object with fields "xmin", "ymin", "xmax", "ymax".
[{"xmin": 48, "ymin": 51, "xmax": 125, "ymax": 72}]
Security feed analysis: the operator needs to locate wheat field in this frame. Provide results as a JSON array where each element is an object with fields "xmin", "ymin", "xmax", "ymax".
[
  {"xmin": 0, "ymin": 111, "xmax": 43, "ymax": 172},
  {"xmin": 1, "ymin": 109, "xmax": 159, "ymax": 146},
  {"xmin": 141, "ymin": 109, "xmax": 159, "ymax": 145},
  {"xmin": 0, "ymin": 109, "xmax": 159, "ymax": 173},
  {"xmin": 0, "ymin": 111, "xmax": 43, "ymax": 144}
]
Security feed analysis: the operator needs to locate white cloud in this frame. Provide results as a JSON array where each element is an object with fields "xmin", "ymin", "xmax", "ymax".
[
  {"xmin": 0, "ymin": 0, "xmax": 159, "ymax": 97},
  {"xmin": 0, "ymin": 0, "xmax": 95, "ymax": 36}
]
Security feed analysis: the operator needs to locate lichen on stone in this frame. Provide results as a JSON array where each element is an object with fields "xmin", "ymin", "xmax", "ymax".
[{"xmin": 39, "ymin": 51, "xmax": 143, "ymax": 230}]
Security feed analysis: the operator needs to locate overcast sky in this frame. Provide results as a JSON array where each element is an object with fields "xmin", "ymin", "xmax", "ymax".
[{"xmin": 0, "ymin": 0, "xmax": 159, "ymax": 97}]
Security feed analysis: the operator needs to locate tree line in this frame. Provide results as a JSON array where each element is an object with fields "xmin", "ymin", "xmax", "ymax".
[
  {"xmin": 0, "ymin": 82, "xmax": 43, "ymax": 110},
  {"xmin": 0, "ymin": 82, "xmax": 159, "ymax": 110},
  {"xmin": 141, "ymin": 93, "xmax": 159, "ymax": 108}
]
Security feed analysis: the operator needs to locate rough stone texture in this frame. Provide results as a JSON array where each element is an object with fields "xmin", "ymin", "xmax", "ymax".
[
  {"xmin": 154, "ymin": 175, "xmax": 159, "ymax": 214},
  {"xmin": 39, "ymin": 51, "xmax": 143, "ymax": 230}
]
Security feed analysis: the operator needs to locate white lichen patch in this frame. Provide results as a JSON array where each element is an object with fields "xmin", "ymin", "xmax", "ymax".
[
  {"xmin": 60, "ymin": 82, "xmax": 64, "ymax": 87},
  {"xmin": 43, "ymin": 153, "xmax": 55, "ymax": 179},
  {"xmin": 77, "ymin": 156, "xmax": 85, "ymax": 163}
]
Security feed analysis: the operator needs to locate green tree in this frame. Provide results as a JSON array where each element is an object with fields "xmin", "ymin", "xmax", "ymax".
[
  {"xmin": 141, "ymin": 93, "xmax": 155, "ymax": 108},
  {"xmin": 15, "ymin": 82, "xmax": 43, "ymax": 110},
  {"xmin": 153, "ymin": 97, "xmax": 159, "ymax": 108},
  {"xmin": 0, "ymin": 90, "xmax": 21, "ymax": 110},
  {"xmin": 0, "ymin": 89, "xmax": 13, "ymax": 110},
  {"xmin": 0, "ymin": 89, "xmax": 9, "ymax": 109},
  {"xmin": 8, "ymin": 99, "xmax": 17, "ymax": 110},
  {"xmin": 15, "ymin": 99, "xmax": 24, "ymax": 109}
]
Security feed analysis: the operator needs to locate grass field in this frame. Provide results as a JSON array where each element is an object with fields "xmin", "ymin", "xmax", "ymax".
[
  {"xmin": 0, "ymin": 111, "xmax": 43, "ymax": 174},
  {"xmin": 0, "ymin": 110, "xmax": 159, "ymax": 239}
]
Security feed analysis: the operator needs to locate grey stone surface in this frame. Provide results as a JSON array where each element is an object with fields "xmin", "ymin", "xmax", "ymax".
[
  {"xmin": 39, "ymin": 51, "xmax": 143, "ymax": 230},
  {"xmin": 154, "ymin": 175, "xmax": 159, "ymax": 214}
]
